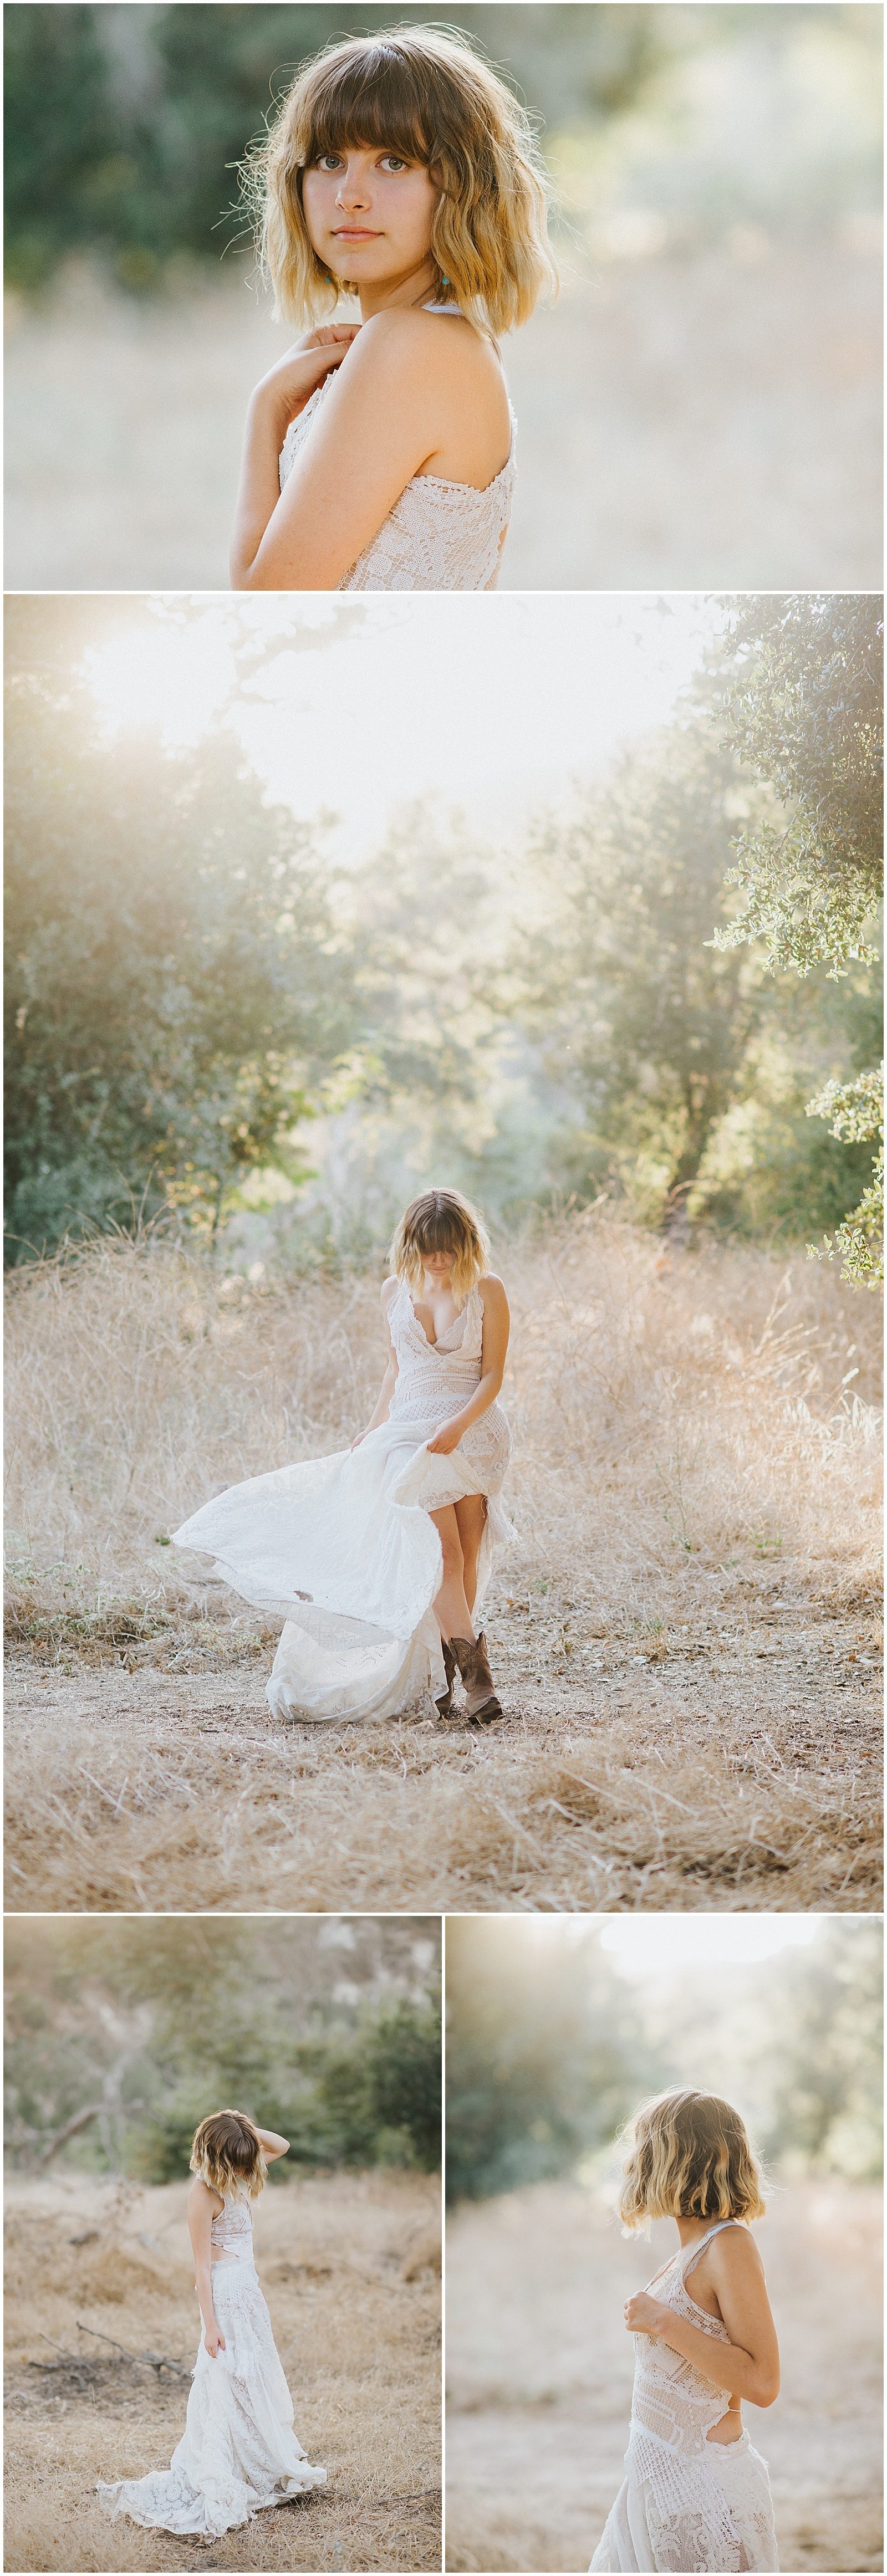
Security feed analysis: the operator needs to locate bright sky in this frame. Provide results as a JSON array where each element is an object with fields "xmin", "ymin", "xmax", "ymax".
[
  {"xmin": 598, "ymin": 1918, "xmax": 820, "ymax": 1979},
  {"xmin": 85, "ymin": 592, "xmax": 724, "ymax": 860}
]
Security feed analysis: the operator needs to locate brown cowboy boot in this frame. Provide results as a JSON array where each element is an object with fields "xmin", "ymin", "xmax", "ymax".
[
  {"xmin": 450, "ymin": 1631, "xmax": 503, "ymax": 1724},
  {"xmin": 435, "ymin": 1637, "xmax": 457, "ymax": 1718}
]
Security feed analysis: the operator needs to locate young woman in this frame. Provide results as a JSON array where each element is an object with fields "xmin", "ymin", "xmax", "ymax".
[
  {"xmin": 589, "ymin": 2089, "xmax": 780, "ymax": 2575},
  {"xmin": 98, "ymin": 2109, "xmax": 325, "ymax": 2540},
  {"xmin": 231, "ymin": 26, "xmax": 555, "ymax": 592},
  {"xmin": 172, "ymin": 1188, "xmax": 513, "ymax": 1726}
]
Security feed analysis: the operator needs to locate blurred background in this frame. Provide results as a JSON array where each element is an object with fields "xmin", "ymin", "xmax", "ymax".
[
  {"xmin": 4, "ymin": 3, "xmax": 883, "ymax": 589},
  {"xmin": 4, "ymin": 1915, "xmax": 442, "ymax": 2573},
  {"xmin": 5, "ymin": 1913, "xmax": 441, "ymax": 2178},
  {"xmin": 445, "ymin": 1914, "xmax": 883, "ymax": 2575},
  {"xmin": 6, "ymin": 588, "xmax": 882, "ymax": 1276}
]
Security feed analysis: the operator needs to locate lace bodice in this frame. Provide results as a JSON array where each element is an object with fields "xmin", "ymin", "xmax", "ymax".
[
  {"xmin": 211, "ymin": 2191, "xmax": 254, "ymax": 2260},
  {"xmin": 386, "ymin": 1279, "xmax": 511, "ymax": 1484},
  {"xmin": 631, "ymin": 2225, "xmax": 737, "ymax": 2454},
  {"xmin": 278, "ymin": 358, "xmax": 516, "ymax": 592}
]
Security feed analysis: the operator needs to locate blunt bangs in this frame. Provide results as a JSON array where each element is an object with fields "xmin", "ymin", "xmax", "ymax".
[{"xmin": 299, "ymin": 50, "xmax": 435, "ymax": 170}]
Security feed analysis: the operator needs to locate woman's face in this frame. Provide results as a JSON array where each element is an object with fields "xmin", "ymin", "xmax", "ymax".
[
  {"xmin": 421, "ymin": 1246, "xmax": 456, "ymax": 1282},
  {"xmin": 302, "ymin": 145, "xmax": 440, "ymax": 304}
]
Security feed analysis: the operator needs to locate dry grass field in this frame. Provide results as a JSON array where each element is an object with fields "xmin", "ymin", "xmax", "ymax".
[
  {"xmin": 4, "ymin": 2165, "xmax": 441, "ymax": 2574},
  {"xmin": 4, "ymin": 1220, "xmax": 882, "ymax": 1915},
  {"xmin": 445, "ymin": 2176, "xmax": 883, "ymax": 2575},
  {"xmin": 3, "ymin": 236, "xmax": 881, "ymax": 592}
]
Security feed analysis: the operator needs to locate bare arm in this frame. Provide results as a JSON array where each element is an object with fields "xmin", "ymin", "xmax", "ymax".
[
  {"xmin": 351, "ymin": 1280, "xmax": 400, "ymax": 1448},
  {"xmin": 426, "ymin": 1277, "xmax": 510, "ymax": 1456},
  {"xmin": 187, "ymin": 2178, "xmax": 225, "ymax": 2358},
  {"xmin": 253, "ymin": 2125, "xmax": 289, "ymax": 2160},
  {"xmin": 232, "ymin": 311, "xmax": 479, "ymax": 592},
  {"xmin": 626, "ymin": 2233, "xmax": 780, "ymax": 2408},
  {"xmin": 230, "ymin": 326, "xmax": 360, "ymax": 589}
]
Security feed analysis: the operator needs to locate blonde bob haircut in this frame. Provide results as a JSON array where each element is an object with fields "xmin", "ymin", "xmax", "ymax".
[
  {"xmin": 190, "ymin": 2108, "xmax": 267, "ymax": 2201},
  {"xmin": 618, "ymin": 2089, "xmax": 766, "ymax": 2237},
  {"xmin": 389, "ymin": 1187, "xmax": 491, "ymax": 1309},
  {"xmin": 243, "ymin": 24, "xmax": 557, "ymax": 335}
]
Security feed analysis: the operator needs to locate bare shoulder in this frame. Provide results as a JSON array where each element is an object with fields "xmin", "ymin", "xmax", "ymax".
[
  {"xmin": 188, "ymin": 2175, "xmax": 222, "ymax": 2216},
  {"xmin": 480, "ymin": 1272, "xmax": 509, "ymax": 1313},
  {"xmin": 380, "ymin": 1273, "xmax": 400, "ymax": 1306},
  {"xmin": 709, "ymin": 2226, "xmax": 766, "ymax": 2281},
  {"xmin": 351, "ymin": 306, "xmax": 499, "ymax": 392}
]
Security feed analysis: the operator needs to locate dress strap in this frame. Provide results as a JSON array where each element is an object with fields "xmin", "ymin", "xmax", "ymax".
[{"xmin": 680, "ymin": 2221, "xmax": 743, "ymax": 2277}]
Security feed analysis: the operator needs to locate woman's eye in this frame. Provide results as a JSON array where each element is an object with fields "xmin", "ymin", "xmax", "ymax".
[
  {"xmin": 318, "ymin": 155, "xmax": 344, "ymax": 172},
  {"xmin": 380, "ymin": 155, "xmax": 407, "ymax": 172}
]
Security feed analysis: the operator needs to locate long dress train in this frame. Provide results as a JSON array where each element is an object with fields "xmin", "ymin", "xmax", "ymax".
[
  {"xmin": 589, "ymin": 2224, "xmax": 778, "ymax": 2573},
  {"xmin": 172, "ymin": 1279, "xmax": 514, "ymax": 1724},
  {"xmin": 97, "ymin": 2192, "xmax": 325, "ymax": 2539}
]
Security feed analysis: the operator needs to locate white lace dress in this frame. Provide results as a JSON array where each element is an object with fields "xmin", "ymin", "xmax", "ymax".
[
  {"xmin": 589, "ymin": 2225, "xmax": 779, "ymax": 2574},
  {"xmin": 278, "ymin": 308, "xmax": 516, "ymax": 590},
  {"xmin": 96, "ymin": 2191, "xmax": 325, "ymax": 2539},
  {"xmin": 172, "ymin": 1279, "xmax": 514, "ymax": 1723}
]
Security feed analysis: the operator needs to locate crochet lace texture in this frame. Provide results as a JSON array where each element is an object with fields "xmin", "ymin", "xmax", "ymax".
[
  {"xmin": 278, "ymin": 376, "xmax": 516, "ymax": 591},
  {"xmin": 210, "ymin": 2190, "xmax": 254, "ymax": 2258},
  {"xmin": 96, "ymin": 2200, "xmax": 325, "ymax": 2539},
  {"xmin": 589, "ymin": 2226, "xmax": 779, "ymax": 2574}
]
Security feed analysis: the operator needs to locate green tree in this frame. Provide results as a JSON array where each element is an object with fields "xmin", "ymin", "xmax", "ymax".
[
  {"xmin": 502, "ymin": 719, "xmax": 772, "ymax": 1229},
  {"xmin": 714, "ymin": 594, "xmax": 884, "ymax": 1285},
  {"xmin": 4, "ymin": 643, "xmax": 358, "ymax": 1261},
  {"xmin": 445, "ymin": 1919, "xmax": 650, "ymax": 2202}
]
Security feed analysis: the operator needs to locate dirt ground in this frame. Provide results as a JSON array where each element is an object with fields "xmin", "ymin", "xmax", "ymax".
[
  {"xmin": 445, "ymin": 2177, "xmax": 883, "ymax": 2575},
  {"xmin": 5, "ymin": 1231, "xmax": 881, "ymax": 1916},
  {"xmin": 4, "ymin": 2167, "xmax": 441, "ymax": 2575},
  {"xmin": 4, "ymin": 1595, "xmax": 881, "ymax": 1916},
  {"xmin": 4, "ymin": 238, "xmax": 881, "ymax": 592}
]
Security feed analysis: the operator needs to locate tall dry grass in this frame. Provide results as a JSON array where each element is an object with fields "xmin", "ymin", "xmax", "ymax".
[
  {"xmin": 4, "ymin": 2166, "xmax": 441, "ymax": 2573},
  {"xmin": 5, "ymin": 1220, "xmax": 882, "ymax": 1913}
]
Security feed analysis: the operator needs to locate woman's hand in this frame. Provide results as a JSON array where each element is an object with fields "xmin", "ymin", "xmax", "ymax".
[
  {"xmin": 624, "ymin": 2293, "xmax": 671, "ymax": 2338},
  {"xmin": 204, "ymin": 2321, "xmax": 226, "ymax": 2359},
  {"xmin": 427, "ymin": 1420, "xmax": 462, "ymax": 1456},
  {"xmin": 252, "ymin": 326, "xmax": 360, "ymax": 435}
]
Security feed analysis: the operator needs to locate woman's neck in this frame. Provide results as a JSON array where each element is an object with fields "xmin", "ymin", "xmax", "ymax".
[
  {"xmin": 357, "ymin": 255, "xmax": 440, "ymax": 321},
  {"xmin": 675, "ymin": 2214, "xmax": 723, "ymax": 2247}
]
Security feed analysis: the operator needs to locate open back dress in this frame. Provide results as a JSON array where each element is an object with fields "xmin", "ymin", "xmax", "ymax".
[{"xmin": 589, "ymin": 2224, "xmax": 778, "ymax": 2574}]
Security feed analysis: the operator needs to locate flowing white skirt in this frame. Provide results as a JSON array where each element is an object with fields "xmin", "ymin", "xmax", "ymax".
[
  {"xmin": 589, "ymin": 2429, "xmax": 778, "ymax": 2573},
  {"xmin": 96, "ymin": 2258, "xmax": 325, "ymax": 2539},
  {"xmin": 172, "ymin": 1402, "xmax": 514, "ymax": 1724}
]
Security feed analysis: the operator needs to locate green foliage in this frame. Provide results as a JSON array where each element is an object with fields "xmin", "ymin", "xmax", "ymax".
[
  {"xmin": 446, "ymin": 1920, "xmax": 652, "ymax": 2202},
  {"xmin": 806, "ymin": 1065, "xmax": 884, "ymax": 1287},
  {"xmin": 4, "ymin": 1918, "xmax": 441, "ymax": 2179},
  {"xmin": 446, "ymin": 1920, "xmax": 883, "ymax": 2205},
  {"xmin": 3, "ymin": 3, "xmax": 659, "ymax": 291},
  {"xmin": 4, "ymin": 627, "xmax": 359, "ymax": 1263},
  {"xmin": 712, "ymin": 593, "xmax": 883, "ymax": 1287},
  {"xmin": 715, "ymin": 595, "xmax": 883, "ymax": 978}
]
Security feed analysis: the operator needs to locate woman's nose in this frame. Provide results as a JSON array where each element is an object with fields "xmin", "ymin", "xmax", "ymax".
[{"xmin": 335, "ymin": 165, "xmax": 371, "ymax": 210}]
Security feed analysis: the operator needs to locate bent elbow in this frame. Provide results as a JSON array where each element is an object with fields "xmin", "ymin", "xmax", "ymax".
[{"xmin": 752, "ymin": 2373, "xmax": 779, "ymax": 2408}]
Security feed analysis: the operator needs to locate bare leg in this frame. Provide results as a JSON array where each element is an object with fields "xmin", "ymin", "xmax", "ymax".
[
  {"xmin": 429, "ymin": 1505, "xmax": 476, "ymax": 1642},
  {"xmin": 454, "ymin": 1493, "xmax": 487, "ymax": 1618}
]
